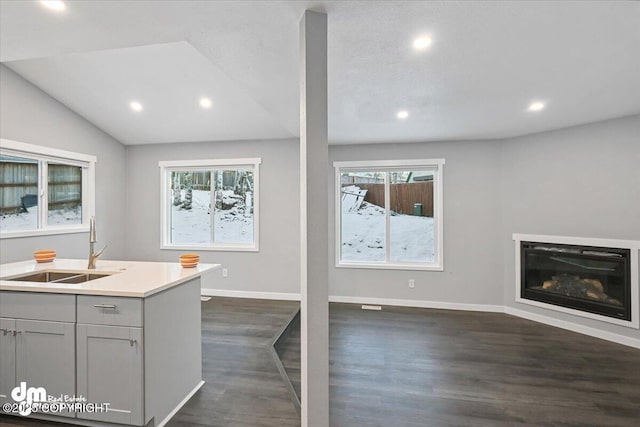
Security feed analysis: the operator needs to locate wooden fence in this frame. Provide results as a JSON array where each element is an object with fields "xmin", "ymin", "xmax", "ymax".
[
  {"xmin": 171, "ymin": 168, "xmax": 253, "ymax": 191},
  {"xmin": 0, "ymin": 162, "xmax": 82, "ymax": 213},
  {"xmin": 0, "ymin": 162, "xmax": 38, "ymax": 212},
  {"xmin": 348, "ymin": 182, "xmax": 434, "ymax": 217},
  {"xmin": 48, "ymin": 164, "xmax": 82, "ymax": 208}
]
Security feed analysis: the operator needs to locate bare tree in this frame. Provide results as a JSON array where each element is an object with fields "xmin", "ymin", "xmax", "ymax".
[
  {"xmin": 172, "ymin": 174, "xmax": 182, "ymax": 206},
  {"xmin": 182, "ymin": 172, "xmax": 193, "ymax": 210}
]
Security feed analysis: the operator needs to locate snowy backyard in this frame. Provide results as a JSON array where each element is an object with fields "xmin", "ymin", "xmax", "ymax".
[
  {"xmin": 171, "ymin": 189, "xmax": 253, "ymax": 244},
  {"xmin": 0, "ymin": 206, "xmax": 82, "ymax": 231},
  {"xmin": 341, "ymin": 186, "xmax": 435, "ymax": 263},
  {"xmin": 1, "ymin": 157, "xmax": 83, "ymax": 232}
]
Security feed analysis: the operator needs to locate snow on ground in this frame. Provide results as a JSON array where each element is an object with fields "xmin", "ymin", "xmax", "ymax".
[
  {"xmin": 48, "ymin": 207, "xmax": 82, "ymax": 226},
  {"xmin": 341, "ymin": 200, "xmax": 434, "ymax": 263},
  {"xmin": 0, "ymin": 206, "xmax": 81, "ymax": 231},
  {"xmin": 171, "ymin": 190, "xmax": 253, "ymax": 244}
]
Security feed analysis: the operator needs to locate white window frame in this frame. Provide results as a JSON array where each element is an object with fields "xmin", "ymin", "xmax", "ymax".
[
  {"xmin": 0, "ymin": 139, "xmax": 96, "ymax": 239},
  {"xmin": 159, "ymin": 158, "xmax": 261, "ymax": 252},
  {"xmin": 334, "ymin": 159, "xmax": 445, "ymax": 271}
]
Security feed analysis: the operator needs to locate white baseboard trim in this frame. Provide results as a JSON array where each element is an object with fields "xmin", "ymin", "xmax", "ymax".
[
  {"xmin": 156, "ymin": 380, "xmax": 205, "ymax": 427},
  {"xmin": 328, "ymin": 295, "xmax": 504, "ymax": 313},
  {"xmin": 505, "ymin": 307, "xmax": 640, "ymax": 349},
  {"xmin": 201, "ymin": 288, "xmax": 301, "ymax": 301}
]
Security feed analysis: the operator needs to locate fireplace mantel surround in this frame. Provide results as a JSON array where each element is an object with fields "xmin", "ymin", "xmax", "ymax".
[{"xmin": 513, "ymin": 234, "xmax": 640, "ymax": 329}]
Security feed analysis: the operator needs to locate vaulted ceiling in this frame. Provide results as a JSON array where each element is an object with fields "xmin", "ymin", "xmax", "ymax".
[{"xmin": 1, "ymin": 1, "xmax": 639, "ymax": 145}]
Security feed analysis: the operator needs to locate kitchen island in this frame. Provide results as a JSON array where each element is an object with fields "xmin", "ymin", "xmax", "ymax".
[{"xmin": 0, "ymin": 259, "xmax": 219, "ymax": 427}]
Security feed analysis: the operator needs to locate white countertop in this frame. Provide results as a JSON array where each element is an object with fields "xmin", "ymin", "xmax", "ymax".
[{"xmin": 0, "ymin": 259, "xmax": 220, "ymax": 297}]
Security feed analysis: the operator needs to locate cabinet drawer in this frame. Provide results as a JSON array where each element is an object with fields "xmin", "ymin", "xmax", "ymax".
[
  {"xmin": 0, "ymin": 291, "xmax": 75, "ymax": 322},
  {"xmin": 77, "ymin": 295, "xmax": 143, "ymax": 327}
]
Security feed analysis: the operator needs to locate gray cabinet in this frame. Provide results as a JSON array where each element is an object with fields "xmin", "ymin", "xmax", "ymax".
[
  {"xmin": 0, "ymin": 318, "xmax": 16, "ymax": 406},
  {"xmin": 77, "ymin": 324, "xmax": 144, "ymax": 426},
  {"xmin": 0, "ymin": 278, "xmax": 202, "ymax": 427},
  {"xmin": 0, "ymin": 318, "xmax": 75, "ymax": 418},
  {"xmin": 15, "ymin": 320, "xmax": 76, "ymax": 418}
]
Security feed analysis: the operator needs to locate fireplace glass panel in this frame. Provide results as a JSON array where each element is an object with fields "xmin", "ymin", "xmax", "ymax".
[{"xmin": 521, "ymin": 243, "xmax": 631, "ymax": 321}]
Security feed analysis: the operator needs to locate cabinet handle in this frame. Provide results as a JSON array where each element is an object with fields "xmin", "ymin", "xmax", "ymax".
[
  {"xmin": 0, "ymin": 328, "xmax": 8, "ymax": 335},
  {"xmin": 129, "ymin": 339, "xmax": 137, "ymax": 346},
  {"xmin": 93, "ymin": 304, "xmax": 117, "ymax": 309}
]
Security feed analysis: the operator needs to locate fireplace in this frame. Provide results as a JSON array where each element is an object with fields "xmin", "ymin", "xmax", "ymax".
[{"xmin": 521, "ymin": 242, "xmax": 631, "ymax": 321}]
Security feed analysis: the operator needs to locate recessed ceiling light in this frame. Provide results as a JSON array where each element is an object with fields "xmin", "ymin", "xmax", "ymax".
[
  {"xmin": 412, "ymin": 35, "xmax": 432, "ymax": 51},
  {"xmin": 199, "ymin": 97, "xmax": 213, "ymax": 109},
  {"xmin": 528, "ymin": 101, "xmax": 545, "ymax": 112},
  {"xmin": 40, "ymin": 1, "xmax": 66, "ymax": 12},
  {"xmin": 130, "ymin": 101, "xmax": 143, "ymax": 112},
  {"xmin": 397, "ymin": 110, "xmax": 409, "ymax": 119}
]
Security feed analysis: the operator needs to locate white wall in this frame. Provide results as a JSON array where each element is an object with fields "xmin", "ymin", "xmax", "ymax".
[
  {"xmin": 329, "ymin": 140, "xmax": 504, "ymax": 306},
  {"xmin": 123, "ymin": 139, "xmax": 300, "ymax": 294},
  {"xmin": 500, "ymin": 114, "xmax": 640, "ymax": 340},
  {"xmin": 0, "ymin": 65, "xmax": 127, "ymax": 262},
  {"xmin": 124, "ymin": 137, "xmax": 507, "ymax": 307}
]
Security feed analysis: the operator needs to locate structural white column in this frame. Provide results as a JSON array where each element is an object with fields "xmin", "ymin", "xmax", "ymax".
[{"xmin": 299, "ymin": 10, "xmax": 329, "ymax": 427}]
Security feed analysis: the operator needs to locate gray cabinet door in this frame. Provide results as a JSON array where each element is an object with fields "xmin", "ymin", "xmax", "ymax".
[
  {"xmin": 15, "ymin": 319, "xmax": 75, "ymax": 418},
  {"xmin": 0, "ymin": 318, "xmax": 16, "ymax": 407},
  {"xmin": 77, "ymin": 324, "xmax": 144, "ymax": 426}
]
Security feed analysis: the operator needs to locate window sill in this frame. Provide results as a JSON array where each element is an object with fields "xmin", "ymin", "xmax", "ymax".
[
  {"xmin": 161, "ymin": 244, "xmax": 259, "ymax": 253},
  {"xmin": 0, "ymin": 226, "xmax": 90, "ymax": 240},
  {"xmin": 336, "ymin": 261, "xmax": 444, "ymax": 271}
]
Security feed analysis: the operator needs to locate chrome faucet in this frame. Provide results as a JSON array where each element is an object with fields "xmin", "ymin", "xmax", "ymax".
[{"xmin": 88, "ymin": 216, "xmax": 107, "ymax": 269}]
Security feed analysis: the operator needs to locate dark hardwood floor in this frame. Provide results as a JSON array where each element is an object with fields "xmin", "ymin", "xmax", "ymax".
[
  {"xmin": 327, "ymin": 303, "xmax": 640, "ymax": 427},
  {"xmin": 274, "ymin": 311, "xmax": 301, "ymax": 402},
  {"xmin": 2, "ymin": 298, "xmax": 639, "ymax": 427}
]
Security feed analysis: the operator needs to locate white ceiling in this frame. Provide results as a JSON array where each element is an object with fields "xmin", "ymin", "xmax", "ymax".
[
  {"xmin": 1, "ymin": 1, "xmax": 639, "ymax": 145},
  {"xmin": 5, "ymin": 42, "xmax": 294, "ymax": 144}
]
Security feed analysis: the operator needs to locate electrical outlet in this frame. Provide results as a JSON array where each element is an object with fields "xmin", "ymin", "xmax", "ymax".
[
  {"xmin": 408, "ymin": 279, "xmax": 415, "ymax": 288},
  {"xmin": 222, "ymin": 268, "xmax": 228, "ymax": 278}
]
